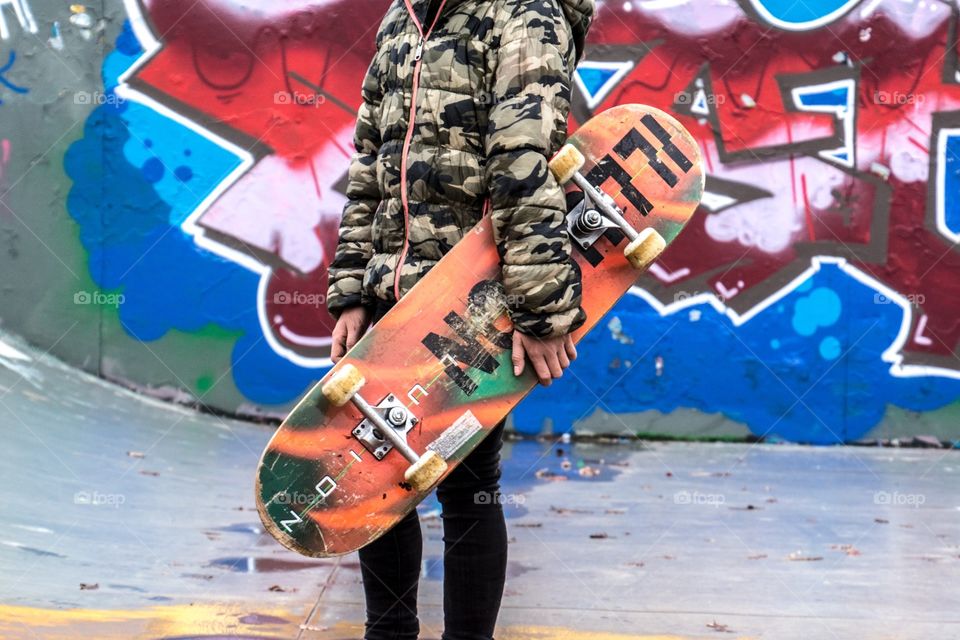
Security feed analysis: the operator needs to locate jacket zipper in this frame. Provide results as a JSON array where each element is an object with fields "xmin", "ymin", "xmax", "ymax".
[{"xmin": 395, "ymin": 0, "xmax": 448, "ymax": 302}]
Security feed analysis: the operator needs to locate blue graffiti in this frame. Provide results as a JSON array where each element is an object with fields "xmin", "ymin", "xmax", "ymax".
[
  {"xmin": 0, "ymin": 51, "xmax": 29, "ymax": 105},
  {"xmin": 577, "ymin": 67, "xmax": 617, "ymax": 99},
  {"xmin": 515, "ymin": 264, "xmax": 960, "ymax": 444},
  {"xmin": 943, "ymin": 132, "xmax": 960, "ymax": 237},
  {"xmin": 792, "ymin": 287, "xmax": 841, "ymax": 336},
  {"xmin": 746, "ymin": 0, "xmax": 863, "ymax": 29},
  {"xmin": 66, "ymin": 19, "xmax": 960, "ymax": 439},
  {"xmin": 574, "ymin": 61, "xmax": 633, "ymax": 109},
  {"xmin": 65, "ymin": 21, "xmax": 318, "ymax": 404}
]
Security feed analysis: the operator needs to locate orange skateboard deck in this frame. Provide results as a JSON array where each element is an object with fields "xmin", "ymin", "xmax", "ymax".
[{"xmin": 256, "ymin": 104, "xmax": 704, "ymax": 557}]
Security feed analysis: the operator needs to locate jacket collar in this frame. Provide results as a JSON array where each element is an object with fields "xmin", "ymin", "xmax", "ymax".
[{"xmin": 406, "ymin": 0, "xmax": 470, "ymax": 26}]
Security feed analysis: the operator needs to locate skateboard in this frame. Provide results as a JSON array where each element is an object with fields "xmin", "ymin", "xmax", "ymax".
[{"xmin": 256, "ymin": 104, "xmax": 704, "ymax": 557}]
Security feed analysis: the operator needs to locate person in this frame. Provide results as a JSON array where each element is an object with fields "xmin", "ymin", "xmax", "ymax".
[{"xmin": 325, "ymin": 0, "xmax": 595, "ymax": 637}]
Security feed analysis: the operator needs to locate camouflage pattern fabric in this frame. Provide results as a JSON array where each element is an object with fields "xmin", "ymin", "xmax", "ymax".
[{"xmin": 327, "ymin": 0, "xmax": 595, "ymax": 338}]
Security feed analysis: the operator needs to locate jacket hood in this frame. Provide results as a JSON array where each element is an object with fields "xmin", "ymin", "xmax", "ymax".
[{"xmin": 558, "ymin": 0, "xmax": 595, "ymax": 63}]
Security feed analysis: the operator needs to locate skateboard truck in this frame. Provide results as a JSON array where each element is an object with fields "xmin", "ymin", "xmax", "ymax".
[
  {"xmin": 550, "ymin": 144, "xmax": 666, "ymax": 269},
  {"xmin": 567, "ymin": 198, "xmax": 620, "ymax": 250},
  {"xmin": 351, "ymin": 395, "xmax": 417, "ymax": 460},
  {"xmin": 321, "ymin": 364, "xmax": 447, "ymax": 491}
]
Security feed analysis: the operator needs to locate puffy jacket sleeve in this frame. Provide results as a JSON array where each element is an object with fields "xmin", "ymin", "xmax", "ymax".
[
  {"xmin": 326, "ymin": 55, "xmax": 383, "ymax": 317},
  {"xmin": 483, "ymin": 0, "xmax": 586, "ymax": 338}
]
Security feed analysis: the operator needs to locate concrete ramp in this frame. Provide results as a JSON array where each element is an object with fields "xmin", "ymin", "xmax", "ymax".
[
  {"xmin": 1, "ymin": 331, "xmax": 958, "ymax": 639},
  {"xmin": 0, "ymin": 331, "xmax": 320, "ymax": 637}
]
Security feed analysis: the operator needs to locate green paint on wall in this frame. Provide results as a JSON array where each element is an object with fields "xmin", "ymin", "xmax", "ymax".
[{"xmin": 196, "ymin": 374, "xmax": 216, "ymax": 394}]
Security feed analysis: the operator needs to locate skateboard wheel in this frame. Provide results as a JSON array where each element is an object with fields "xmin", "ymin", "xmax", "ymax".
[
  {"xmin": 624, "ymin": 228, "xmax": 666, "ymax": 270},
  {"xmin": 549, "ymin": 144, "xmax": 585, "ymax": 185},
  {"xmin": 404, "ymin": 450, "xmax": 448, "ymax": 491},
  {"xmin": 321, "ymin": 364, "xmax": 365, "ymax": 407}
]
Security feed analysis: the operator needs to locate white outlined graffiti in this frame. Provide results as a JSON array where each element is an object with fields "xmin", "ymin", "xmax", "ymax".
[
  {"xmin": 0, "ymin": 0, "xmax": 36, "ymax": 40},
  {"xmin": 114, "ymin": 0, "xmax": 336, "ymax": 368}
]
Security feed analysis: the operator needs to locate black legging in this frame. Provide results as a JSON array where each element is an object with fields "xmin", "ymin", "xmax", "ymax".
[
  {"xmin": 358, "ymin": 303, "xmax": 508, "ymax": 640},
  {"xmin": 358, "ymin": 422, "xmax": 507, "ymax": 639}
]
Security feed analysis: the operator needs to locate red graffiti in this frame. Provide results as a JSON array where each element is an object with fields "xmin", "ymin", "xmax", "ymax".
[
  {"xmin": 133, "ymin": 0, "xmax": 960, "ymax": 373},
  {"xmin": 585, "ymin": 6, "xmax": 960, "ymax": 374},
  {"xmin": 134, "ymin": 0, "xmax": 385, "ymax": 359}
]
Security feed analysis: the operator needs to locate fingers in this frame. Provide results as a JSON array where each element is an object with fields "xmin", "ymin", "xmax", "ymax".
[
  {"xmin": 544, "ymin": 350, "xmax": 563, "ymax": 381},
  {"xmin": 513, "ymin": 332, "xmax": 576, "ymax": 386},
  {"xmin": 345, "ymin": 320, "xmax": 362, "ymax": 354},
  {"xmin": 330, "ymin": 323, "xmax": 347, "ymax": 363},
  {"xmin": 529, "ymin": 350, "xmax": 552, "ymax": 386},
  {"xmin": 512, "ymin": 331, "xmax": 526, "ymax": 377},
  {"xmin": 331, "ymin": 311, "xmax": 367, "ymax": 363},
  {"xmin": 557, "ymin": 344, "xmax": 571, "ymax": 369}
]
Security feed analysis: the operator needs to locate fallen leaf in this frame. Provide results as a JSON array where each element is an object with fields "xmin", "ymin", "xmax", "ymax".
[
  {"xmin": 707, "ymin": 620, "xmax": 733, "ymax": 633},
  {"xmin": 550, "ymin": 506, "xmax": 594, "ymax": 515},
  {"xmin": 535, "ymin": 468, "xmax": 567, "ymax": 481},
  {"xmin": 830, "ymin": 544, "xmax": 862, "ymax": 556}
]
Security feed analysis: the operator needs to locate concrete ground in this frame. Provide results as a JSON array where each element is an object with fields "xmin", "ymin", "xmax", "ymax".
[{"xmin": 0, "ymin": 331, "xmax": 958, "ymax": 640}]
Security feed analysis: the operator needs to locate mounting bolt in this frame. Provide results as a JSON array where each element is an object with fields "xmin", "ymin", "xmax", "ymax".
[
  {"xmin": 583, "ymin": 210, "xmax": 602, "ymax": 229},
  {"xmin": 388, "ymin": 407, "xmax": 407, "ymax": 426}
]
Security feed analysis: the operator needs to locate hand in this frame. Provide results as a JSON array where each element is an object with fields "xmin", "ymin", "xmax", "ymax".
[
  {"xmin": 331, "ymin": 306, "xmax": 372, "ymax": 363},
  {"xmin": 512, "ymin": 331, "xmax": 577, "ymax": 387}
]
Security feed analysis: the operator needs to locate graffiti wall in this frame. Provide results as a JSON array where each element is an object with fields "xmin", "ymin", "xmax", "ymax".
[{"xmin": 2, "ymin": 0, "xmax": 960, "ymax": 443}]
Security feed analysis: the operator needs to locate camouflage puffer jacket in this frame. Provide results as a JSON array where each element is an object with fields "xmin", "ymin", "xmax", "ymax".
[{"xmin": 327, "ymin": 0, "xmax": 595, "ymax": 338}]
